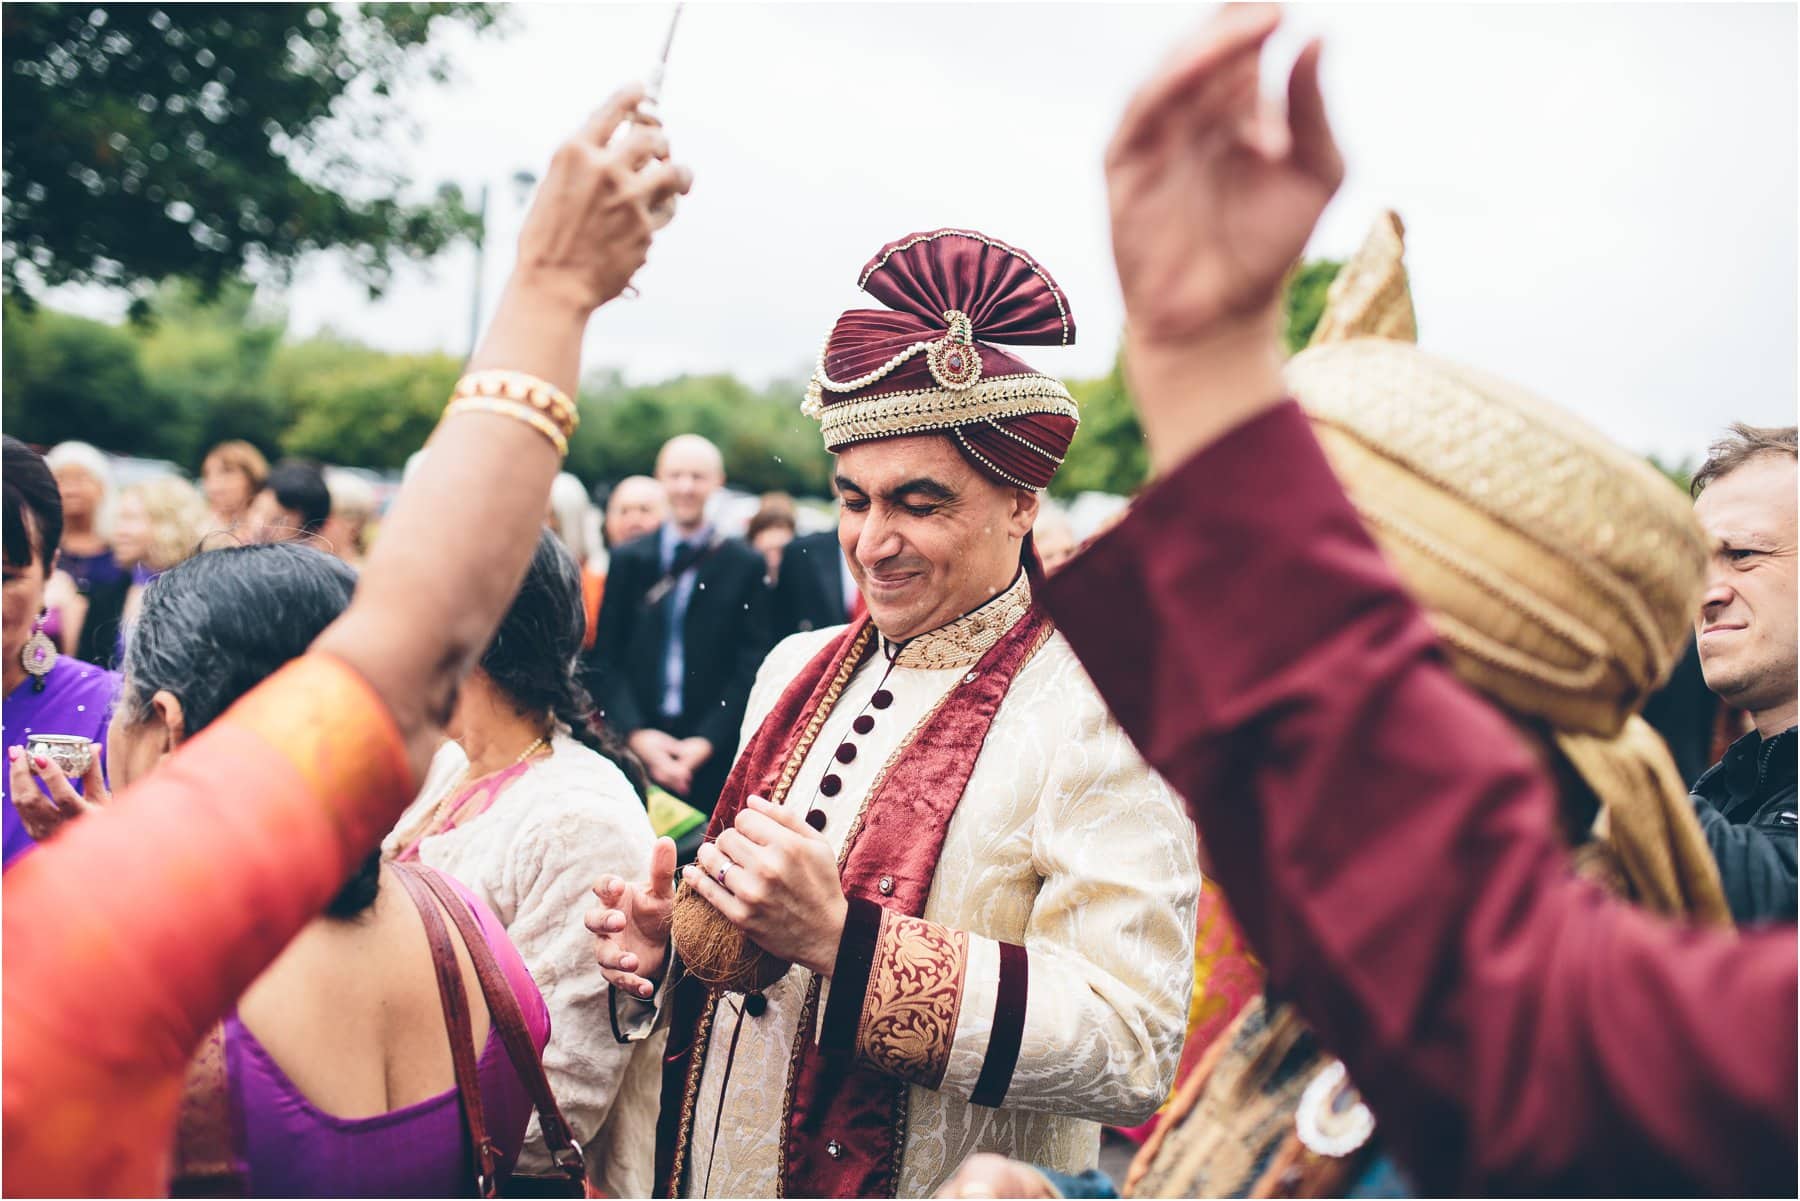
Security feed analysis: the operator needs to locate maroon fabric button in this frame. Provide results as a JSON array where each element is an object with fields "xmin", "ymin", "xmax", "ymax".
[
  {"xmin": 853, "ymin": 715, "xmax": 875, "ymax": 735},
  {"xmin": 872, "ymin": 689, "xmax": 894, "ymax": 709},
  {"xmin": 806, "ymin": 809, "xmax": 827, "ymax": 831},
  {"xmin": 820, "ymin": 774, "xmax": 843, "ymax": 797},
  {"xmin": 835, "ymin": 743, "xmax": 857, "ymax": 764}
]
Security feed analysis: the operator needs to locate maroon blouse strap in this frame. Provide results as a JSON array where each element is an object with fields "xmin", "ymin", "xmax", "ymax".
[
  {"xmin": 410, "ymin": 866, "xmax": 587, "ymax": 1187},
  {"xmin": 391, "ymin": 861, "xmax": 502, "ymax": 1197}
]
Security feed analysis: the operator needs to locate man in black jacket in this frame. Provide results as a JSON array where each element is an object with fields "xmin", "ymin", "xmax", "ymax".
[
  {"xmin": 585, "ymin": 435, "xmax": 772, "ymax": 816},
  {"xmin": 772, "ymin": 529, "xmax": 858, "ymax": 638},
  {"xmin": 1689, "ymin": 423, "xmax": 1797, "ymax": 922}
]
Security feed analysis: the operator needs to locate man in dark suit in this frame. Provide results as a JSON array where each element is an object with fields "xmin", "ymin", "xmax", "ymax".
[
  {"xmin": 772, "ymin": 528, "xmax": 862, "ymax": 638},
  {"xmin": 585, "ymin": 434, "xmax": 772, "ymax": 816}
]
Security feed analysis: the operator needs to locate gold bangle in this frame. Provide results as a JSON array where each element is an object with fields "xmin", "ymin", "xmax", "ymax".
[
  {"xmin": 444, "ymin": 397, "xmax": 569, "ymax": 457},
  {"xmin": 462, "ymin": 389, "xmax": 579, "ymax": 440},
  {"xmin": 453, "ymin": 378, "xmax": 579, "ymax": 439},
  {"xmin": 455, "ymin": 383, "xmax": 578, "ymax": 440},
  {"xmin": 453, "ymin": 370, "xmax": 577, "ymax": 432}
]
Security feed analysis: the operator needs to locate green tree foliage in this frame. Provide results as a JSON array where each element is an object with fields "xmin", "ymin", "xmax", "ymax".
[
  {"xmin": 569, "ymin": 372, "xmax": 834, "ymax": 496},
  {"xmin": 1051, "ymin": 258, "xmax": 1350, "ymax": 497},
  {"xmin": 1649, "ymin": 453, "xmax": 1697, "ymax": 496},
  {"xmin": 44, "ymin": 258, "xmax": 1688, "ymax": 501},
  {"xmin": 135, "ymin": 280, "xmax": 287, "ymax": 460},
  {"xmin": 274, "ymin": 336, "xmax": 460, "ymax": 470},
  {"xmin": 3, "ymin": 3, "xmax": 500, "ymax": 303},
  {"xmin": 5, "ymin": 281, "xmax": 292, "ymax": 465},
  {"xmin": 1, "ymin": 299, "xmax": 169, "ymax": 454},
  {"xmin": 1282, "ymin": 258, "xmax": 1343, "ymax": 354},
  {"xmin": 1052, "ymin": 348, "xmax": 1146, "ymax": 498}
]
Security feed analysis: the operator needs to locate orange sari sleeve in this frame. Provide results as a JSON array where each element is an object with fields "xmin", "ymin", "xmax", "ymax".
[{"xmin": 3, "ymin": 653, "xmax": 413, "ymax": 1197}]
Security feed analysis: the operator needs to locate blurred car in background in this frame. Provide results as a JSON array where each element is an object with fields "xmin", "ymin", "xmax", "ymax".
[{"xmin": 105, "ymin": 453, "xmax": 186, "ymax": 489}]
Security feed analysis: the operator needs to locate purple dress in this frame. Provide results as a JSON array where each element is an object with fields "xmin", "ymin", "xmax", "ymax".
[
  {"xmin": 2, "ymin": 656, "xmax": 119, "ymax": 866},
  {"xmin": 61, "ymin": 547, "xmax": 126, "ymax": 594},
  {"xmin": 224, "ymin": 875, "xmax": 553, "ymax": 1197}
]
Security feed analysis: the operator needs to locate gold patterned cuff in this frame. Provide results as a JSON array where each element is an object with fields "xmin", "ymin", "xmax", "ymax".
[{"xmin": 853, "ymin": 908, "xmax": 970, "ymax": 1089}]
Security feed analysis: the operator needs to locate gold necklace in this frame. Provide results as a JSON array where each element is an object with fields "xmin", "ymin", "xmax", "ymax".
[{"xmin": 417, "ymin": 734, "xmax": 550, "ymax": 844}]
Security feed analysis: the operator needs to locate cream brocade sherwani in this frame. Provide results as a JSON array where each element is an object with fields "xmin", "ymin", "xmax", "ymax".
[{"xmin": 673, "ymin": 573, "xmax": 1200, "ymax": 1197}]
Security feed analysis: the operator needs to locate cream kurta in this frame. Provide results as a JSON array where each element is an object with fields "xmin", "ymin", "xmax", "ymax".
[
  {"xmin": 677, "ymin": 575, "xmax": 1200, "ymax": 1197},
  {"xmin": 384, "ymin": 735, "xmax": 664, "ymax": 1198}
]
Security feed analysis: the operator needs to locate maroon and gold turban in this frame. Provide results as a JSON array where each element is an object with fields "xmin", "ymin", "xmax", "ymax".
[{"xmin": 802, "ymin": 229, "xmax": 1079, "ymax": 489}]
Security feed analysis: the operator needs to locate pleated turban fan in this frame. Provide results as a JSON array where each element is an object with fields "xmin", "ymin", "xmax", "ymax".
[
  {"xmin": 1287, "ymin": 212, "xmax": 1729, "ymax": 923},
  {"xmin": 802, "ymin": 229, "xmax": 1079, "ymax": 489}
]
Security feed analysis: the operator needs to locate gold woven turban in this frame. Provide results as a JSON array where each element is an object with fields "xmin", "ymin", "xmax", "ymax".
[{"xmin": 1285, "ymin": 213, "xmax": 1728, "ymax": 924}]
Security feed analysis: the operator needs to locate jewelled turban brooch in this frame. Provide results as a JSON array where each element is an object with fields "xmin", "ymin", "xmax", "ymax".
[{"xmin": 802, "ymin": 228, "xmax": 1080, "ymax": 490}]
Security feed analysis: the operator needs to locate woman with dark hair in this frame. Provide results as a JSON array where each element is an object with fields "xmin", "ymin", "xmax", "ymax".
[
  {"xmin": 387, "ymin": 529, "xmax": 660, "ymax": 1196},
  {"xmin": 14, "ymin": 541, "xmax": 555, "ymax": 1195},
  {"xmin": 247, "ymin": 459, "xmax": 332, "ymax": 544},
  {"xmin": 2, "ymin": 436, "xmax": 120, "ymax": 867},
  {"xmin": 745, "ymin": 492, "xmax": 797, "ymax": 585},
  {"xmin": 3, "ymin": 83, "xmax": 690, "ymax": 1197}
]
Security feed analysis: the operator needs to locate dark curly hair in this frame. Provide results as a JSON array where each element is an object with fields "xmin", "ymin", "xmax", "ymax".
[{"xmin": 483, "ymin": 529, "xmax": 646, "ymax": 800}]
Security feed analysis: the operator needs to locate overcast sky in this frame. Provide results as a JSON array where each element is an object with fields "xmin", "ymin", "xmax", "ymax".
[{"xmin": 56, "ymin": 2, "xmax": 1800, "ymax": 462}]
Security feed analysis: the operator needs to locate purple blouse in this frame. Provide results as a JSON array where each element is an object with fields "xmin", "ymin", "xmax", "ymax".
[
  {"xmin": 61, "ymin": 547, "xmax": 126, "ymax": 594},
  {"xmin": 225, "ymin": 876, "xmax": 552, "ymax": 1197},
  {"xmin": 2, "ymin": 656, "xmax": 119, "ymax": 867}
]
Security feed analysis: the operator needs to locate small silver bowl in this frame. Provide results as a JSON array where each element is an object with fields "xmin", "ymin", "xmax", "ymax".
[{"xmin": 25, "ymin": 734, "xmax": 94, "ymax": 778}]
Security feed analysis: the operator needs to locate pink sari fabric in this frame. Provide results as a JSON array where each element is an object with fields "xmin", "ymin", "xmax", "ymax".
[{"xmin": 392, "ymin": 759, "xmax": 532, "ymax": 862}]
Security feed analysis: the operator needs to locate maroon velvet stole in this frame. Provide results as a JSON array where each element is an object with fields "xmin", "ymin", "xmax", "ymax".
[{"xmin": 654, "ymin": 604, "xmax": 1055, "ymax": 1198}]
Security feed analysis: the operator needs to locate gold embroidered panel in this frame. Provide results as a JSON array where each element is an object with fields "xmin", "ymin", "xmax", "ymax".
[
  {"xmin": 888, "ymin": 572, "xmax": 1033, "ymax": 671},
  {"xmin": 856, "ymin": 909, "xmax": 971, "ymax": 1089}
]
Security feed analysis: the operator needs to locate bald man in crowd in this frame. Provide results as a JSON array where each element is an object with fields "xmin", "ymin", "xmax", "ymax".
[
  {"xmin": 604, "ymin": 475, "xmax": 670, "ymax": 551},
  {"xmin": 585, "ymin": 435, "xmax": 773, "ymax": 816}
]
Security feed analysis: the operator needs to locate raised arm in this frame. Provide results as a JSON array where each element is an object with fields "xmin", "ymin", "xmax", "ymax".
[
  {"xmin": 2, "ymin": 87, "xmax": 691, "ymax": 1198},
  {"xmin": 1040, "ymin": 6, "xmax": 1795, "ymax": 1194},
  {"xmin": 318, "ymin": 89, "xmax": 690, "ymax": 776}
]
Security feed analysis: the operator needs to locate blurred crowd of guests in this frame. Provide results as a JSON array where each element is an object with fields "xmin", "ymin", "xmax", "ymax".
[
  {"xmin": 13, "ymin": 421, "xmax": 1781, "ymax": 861},
  {"xmin": 14, "ymin": 429, "xmax": 1099, "ymax": 829}
]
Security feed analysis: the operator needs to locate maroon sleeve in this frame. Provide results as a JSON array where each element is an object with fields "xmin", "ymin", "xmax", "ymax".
[{"xmin": 1039, "ymin": 401, "xmax": 1797, "ymax": 1196}]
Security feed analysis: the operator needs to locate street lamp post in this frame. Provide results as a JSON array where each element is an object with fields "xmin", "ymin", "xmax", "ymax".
[{"xmin": 466, "ymin": 170, "xmax": 539, "ymax": 359}]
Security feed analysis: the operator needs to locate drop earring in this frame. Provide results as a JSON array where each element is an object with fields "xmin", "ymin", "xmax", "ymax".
[{"xmin": 20, "ymin": 610, "xmax": 55, "ymax": 692}]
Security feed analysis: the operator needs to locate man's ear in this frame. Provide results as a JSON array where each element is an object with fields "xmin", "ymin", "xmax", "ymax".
[
  {"xmin": 149, "ymin": 690, "xmax": 187, "ymax": 752},
  {"xmin": 1010, "ymin": 488, "xmax": 1042, "ymax": 539}
]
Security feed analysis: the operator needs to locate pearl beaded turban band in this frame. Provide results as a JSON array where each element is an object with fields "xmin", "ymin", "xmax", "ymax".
[{"xmin": 802, "ymin": 229, "xmax": 1080, "ymax": 489}]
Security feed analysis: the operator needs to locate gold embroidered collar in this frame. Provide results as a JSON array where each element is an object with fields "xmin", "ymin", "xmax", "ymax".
[{"xmin": 881, "ymin": 571, "xmax": 1033, "ymax": 671}]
